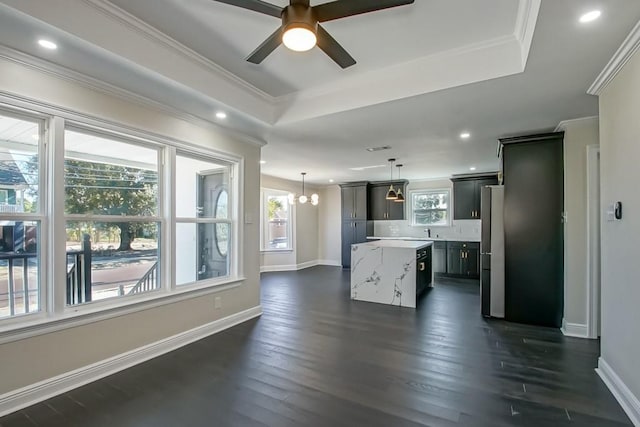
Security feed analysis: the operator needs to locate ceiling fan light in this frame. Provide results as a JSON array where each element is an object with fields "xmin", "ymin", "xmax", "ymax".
[{"xmin": 283, "ymin": 26, "xmax": 316, "ymax": 52}]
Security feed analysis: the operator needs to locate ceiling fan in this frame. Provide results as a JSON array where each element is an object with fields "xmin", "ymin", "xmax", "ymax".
[{"xmin": 212, "ymin": 0, "xmax": 415, "ymax": 68}]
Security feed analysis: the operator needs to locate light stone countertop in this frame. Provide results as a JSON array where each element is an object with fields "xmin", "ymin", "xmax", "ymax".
[
  {"xmin": 355, "ymin": 239, "xmax": 433, "ymax": 250},
  {"xmin": 367, "ymin": 236, "xmax": 480, "ymax": 243}
]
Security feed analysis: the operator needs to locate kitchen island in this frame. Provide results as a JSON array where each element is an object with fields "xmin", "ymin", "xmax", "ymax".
[{"xmin": 351, "ymin": 240, "xmax": 433, "ymax": 308}]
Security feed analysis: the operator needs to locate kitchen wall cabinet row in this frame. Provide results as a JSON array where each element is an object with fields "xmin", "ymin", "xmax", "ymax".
[{"xmin": 451, "ymin": 174, "xmax": 498, "ymax": 220}]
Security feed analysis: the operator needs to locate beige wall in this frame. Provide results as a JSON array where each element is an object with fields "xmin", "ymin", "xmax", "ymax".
[
  {"xmin": 0, "ymin": 57, "xmax": 261, "ymax": 394},
  {"xmin": 318, "ymin": 185, "xmax": 341, "ymax": 264},
  {"xmin": 558, "ymin": 117, "xmax": 599, "ymax": 328},
  {"xmin": 260, "ymin": 174, "xmax": 320, "ymax": 269},
  {"xmin": 599, "ymin": 47, "xmax": 640, "ymax": 404}
]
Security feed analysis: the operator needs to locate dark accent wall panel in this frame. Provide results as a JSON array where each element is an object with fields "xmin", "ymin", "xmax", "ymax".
[{"xmin": 502, "ymin": 133, "xmax": 564, "ymax": 327}]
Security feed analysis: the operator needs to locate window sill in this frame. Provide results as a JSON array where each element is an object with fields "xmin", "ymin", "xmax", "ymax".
[
  {"xmin": 0, "ymin": 276, "xmax": 246, "ymax": 345},
  {"xmin": 260, "ymin": 249, "xmax": 293, "ymax": 253}
]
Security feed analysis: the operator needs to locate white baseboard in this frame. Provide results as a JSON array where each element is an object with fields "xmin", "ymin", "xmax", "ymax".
[
  {"xmin": 318, "ymin": 259, "xmax": 342, "ymax": 267},
  {"xmin": 597, "ymin": 357, "xmax": 640, "ymax": 426},
  {"xmin": 0, "ymin": 306, "xmax": 262, "ymax": 418},
  {"xmin": 260, "ymin": 259, "xmax": 342, "ymax": 273},
  {"xmin": 561, "ymin": 319, "xmax": 590, "ymax": 338}
]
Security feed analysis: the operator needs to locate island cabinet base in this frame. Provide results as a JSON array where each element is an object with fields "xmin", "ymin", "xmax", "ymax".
[{"xmin": 350, "ymin": 240, "xmax": 433, "ymax": 308}]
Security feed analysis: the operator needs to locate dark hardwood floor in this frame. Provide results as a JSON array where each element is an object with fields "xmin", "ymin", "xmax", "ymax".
[{"xmin": 0, "ymin": 266, "xmax": 631, "ymax": 426}]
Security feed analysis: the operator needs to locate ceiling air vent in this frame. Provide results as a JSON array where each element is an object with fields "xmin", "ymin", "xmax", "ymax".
[{"xmin": 366, "ymin": 145, "xmax": 392, "ymax": 152}]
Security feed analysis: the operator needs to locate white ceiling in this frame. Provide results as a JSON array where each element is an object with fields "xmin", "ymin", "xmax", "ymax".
[{"xmin": 0, "ymin": 0, "xmax": 639, "ymax": 184}]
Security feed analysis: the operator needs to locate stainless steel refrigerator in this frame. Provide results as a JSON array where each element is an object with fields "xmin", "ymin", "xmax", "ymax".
[{"xmin": 480, "ymin": 185, "xmax": 505, "ymax": 318}]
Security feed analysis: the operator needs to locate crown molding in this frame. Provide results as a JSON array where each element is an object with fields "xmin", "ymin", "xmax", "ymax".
[
  {"xmin": 588, "ymin": 19, "xmax": 640, "ymax": 96},
  {"xmin": 84, "ymin": 0, "xmax": 275, "ymax": 104},
  {"xmin": 514, "ymin": 0, "xmax": 541, "ymax": 68},
  {"xmin": 0, "ymin": 46, "xmax": 266, "ymax": 148},
  {"xmin": 554, "ymin": 116, "xmax": 599, "ymax": 132}
]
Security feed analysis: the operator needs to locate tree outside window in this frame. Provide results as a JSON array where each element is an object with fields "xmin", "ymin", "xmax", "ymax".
[{"xmin": 411, "ymin": 190, "xmax": 450, "ymax": 226}]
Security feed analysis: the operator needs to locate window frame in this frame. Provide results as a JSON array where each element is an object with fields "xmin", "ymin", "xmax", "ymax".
[
  {"xmin": 410, "ymin": 188, "xmax": 452, "ymax": 227},
  {"xmin": 0, "ymin": 99, "xmax": 244, "ymax": 337},
  {"xmin": 0, "ymin": 108, "xmax": 48, "ymax": 327},
  {"xmin": 62, "ymin": 124, "xmax": 164, "ymax": 308},
  {"xmin": 260, "ymin": 188, "xmax": 293, "ymax": 252},
  {"xmin": 174, "ymin": 152, "xmax": 236, "ymax": 288}
]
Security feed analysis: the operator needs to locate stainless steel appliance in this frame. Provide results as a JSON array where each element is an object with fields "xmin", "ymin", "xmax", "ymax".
[{"xmin": 480, "ymin": 186, "xmax": 505, "ymax": 318}]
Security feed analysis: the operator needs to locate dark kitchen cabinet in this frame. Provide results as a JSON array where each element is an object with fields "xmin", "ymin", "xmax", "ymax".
[
  {"xmin": 432, "ymin": 241, "xmax": 447, "ymax": 273},
  {"xmin": 501, "ymin": 132, "xmax": 564, "ymax": 328},
  {"xmin": 446, "ymin": 241, "xmax": 480, "ymax": 278},
  {"xmin": 368, "ymin": 181, "xmax": 407, "ymax": 220},
  {"xmin": 340, "ymin": 183, "xmax": 372, "ymax": 268},
  {"xmin": 341, "ymin": 182, "xmax": 368, "ymax": 221},
  {"xmin": 452, "ymin": 175, "xmax": 498, "ymax": 219},
  {"xmin": 341, "ymin": 220, "xmax": 371, "ymax": 268},
  {"xmin": 416, "ymin": 246, "xmax": 432, "ymax": 296}
]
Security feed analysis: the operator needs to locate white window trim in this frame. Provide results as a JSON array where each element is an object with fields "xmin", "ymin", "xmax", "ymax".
[
  {"xmin": 260, "ymin": 188, "xmax": 293, "ymax": 252},
  {"xmin": 0, "ymin": 98, "xmax": 245, "ymax": 334},
  {"xmin": 409, "ymin": 188, "xmax": 452, "ymax": 227}
]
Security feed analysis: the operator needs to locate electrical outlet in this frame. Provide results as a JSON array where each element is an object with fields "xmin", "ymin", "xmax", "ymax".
[{"xmin": 214, "ymin": 296, "xmax": 222, "ymax": 309}]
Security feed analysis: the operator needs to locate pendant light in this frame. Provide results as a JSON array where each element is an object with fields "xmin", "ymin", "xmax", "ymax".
[
  {"xmin": 289, "ymin": 172, "xmax": 319, "ymax": 206},
  {"xmin": 385, "ymin": 158, "xmax": 397, "ymax": 200},
  {"xmin": 394, "ymin": 164, "xmax": 405, "ymax": 203}
]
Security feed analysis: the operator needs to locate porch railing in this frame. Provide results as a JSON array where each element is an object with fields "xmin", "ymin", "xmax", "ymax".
[
  {"xmin": 124, "ymin": 261, "xmax": 158, "ymax": 296},
  {"xmin": 0, "ymin": 252, "xmax": 37, "ymax": 316},
  {"xmin": 66, "ymin": 234, "xmax": 92, "ymax": 305}
]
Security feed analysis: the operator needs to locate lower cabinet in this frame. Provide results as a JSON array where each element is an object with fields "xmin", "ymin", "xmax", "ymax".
[
  {"xmin": 341, "ymin": 220, "xmax": 371, "ymax": 268},
  {"xmin": 432, "ymin": 241, "xmax": 447, "ymax": 273},
  {"xmin": 444, "ymin": 241, "xmax": 480, "ymax": 278},
  {"xmin": 416, "ymin": 246, "xmax": 433, "ymax": 295}
]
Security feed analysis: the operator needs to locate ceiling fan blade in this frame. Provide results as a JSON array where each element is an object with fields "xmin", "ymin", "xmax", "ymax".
[
  {"xmin": 246, "ymin": 27, "xmax": 282, "ymax": 64},
  {"xmin": 316, "ymin": 25, "xmax": 356, "ymax": 69},
  {"xmin": 314, "ymin": 0, "xmax": 414, "ymax": 23},
  {"xmin": 211, "ymin": 0, "xmax": 282, "ymax": 18}
]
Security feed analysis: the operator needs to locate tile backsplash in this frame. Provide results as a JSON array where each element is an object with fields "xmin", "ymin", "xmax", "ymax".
[{"xmin": 372, "ymin": 220, "xmax": 481, "ymax": 241}]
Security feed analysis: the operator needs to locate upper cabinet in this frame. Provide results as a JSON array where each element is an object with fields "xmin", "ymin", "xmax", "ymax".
[
  {"xmin": 452, "ymin": 174, "xmax": 498, "ymax": 219},
  {"xmin": 340, "ymin": 182, "xmax": 368, "ymax": 221},
  {"xmin": 368, "ymin": 181, "xmax": 407, "ymax": 220}
]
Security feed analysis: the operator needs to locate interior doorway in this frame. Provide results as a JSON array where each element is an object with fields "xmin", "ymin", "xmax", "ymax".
[{"xmin": 586, "ymin": 145, "xmax": 601, "ymax": 339}]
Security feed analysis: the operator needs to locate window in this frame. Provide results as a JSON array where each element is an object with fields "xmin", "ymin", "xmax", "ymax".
[
  {"xmin": 411, "ymin": 189, "xmax": 450, "ymax": 226},
  {"xmin": 0, "ymin": 101, "xmax": 240, "ymax": 329},
  {"xmin": 175, "ymin": 153, "xmax": 232, "ymax": 285},
  {"xmin": 261, "ymin": 189, "xmax": 291, "ymax": 251},
  {"xmin": 0, "ymin": 112, "xmax": 43, "ymax": 319},
  {"xmin": 64, "ymin": 128, "xmax": 160, "ymax": 304}
]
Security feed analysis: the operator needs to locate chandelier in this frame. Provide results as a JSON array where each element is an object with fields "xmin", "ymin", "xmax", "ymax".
[{"xmin": 288, "ymin": 172, "xmax": 319, "ymax": 205}]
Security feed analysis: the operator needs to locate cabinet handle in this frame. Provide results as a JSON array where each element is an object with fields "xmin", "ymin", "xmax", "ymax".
[{"xmin": 419, "ymin": 262, "xmax": 425, "ymax": 271}]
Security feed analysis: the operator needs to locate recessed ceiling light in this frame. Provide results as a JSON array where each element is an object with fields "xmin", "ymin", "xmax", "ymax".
[
  {"xmin": 579, "ymin": 10, "xmax": 601, "ymax": 23},
  {"xmin": 365, "ymin": 145, "xmax": 392, "ymax": 152},
  {"xmin": 38, "ymin": 39, "xmax": 57, "ymax": 50},
  {"xmin": 460, "ymin": 132, "xmax": 471, "ymax": 139},
  {"xmin": 259, "ymin": 160, "xmax": 266, "ymax": 164},
  {"xmin": 469, "ymin": 167, "xmax": 477, "ymax": 171},
  {"xmin": 329, "ymin": 179, "xmax": 334, "ymax": 183},
  {"xmin": 215, "ymin": 111, "xmax": 227, "ymax": 119}
]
